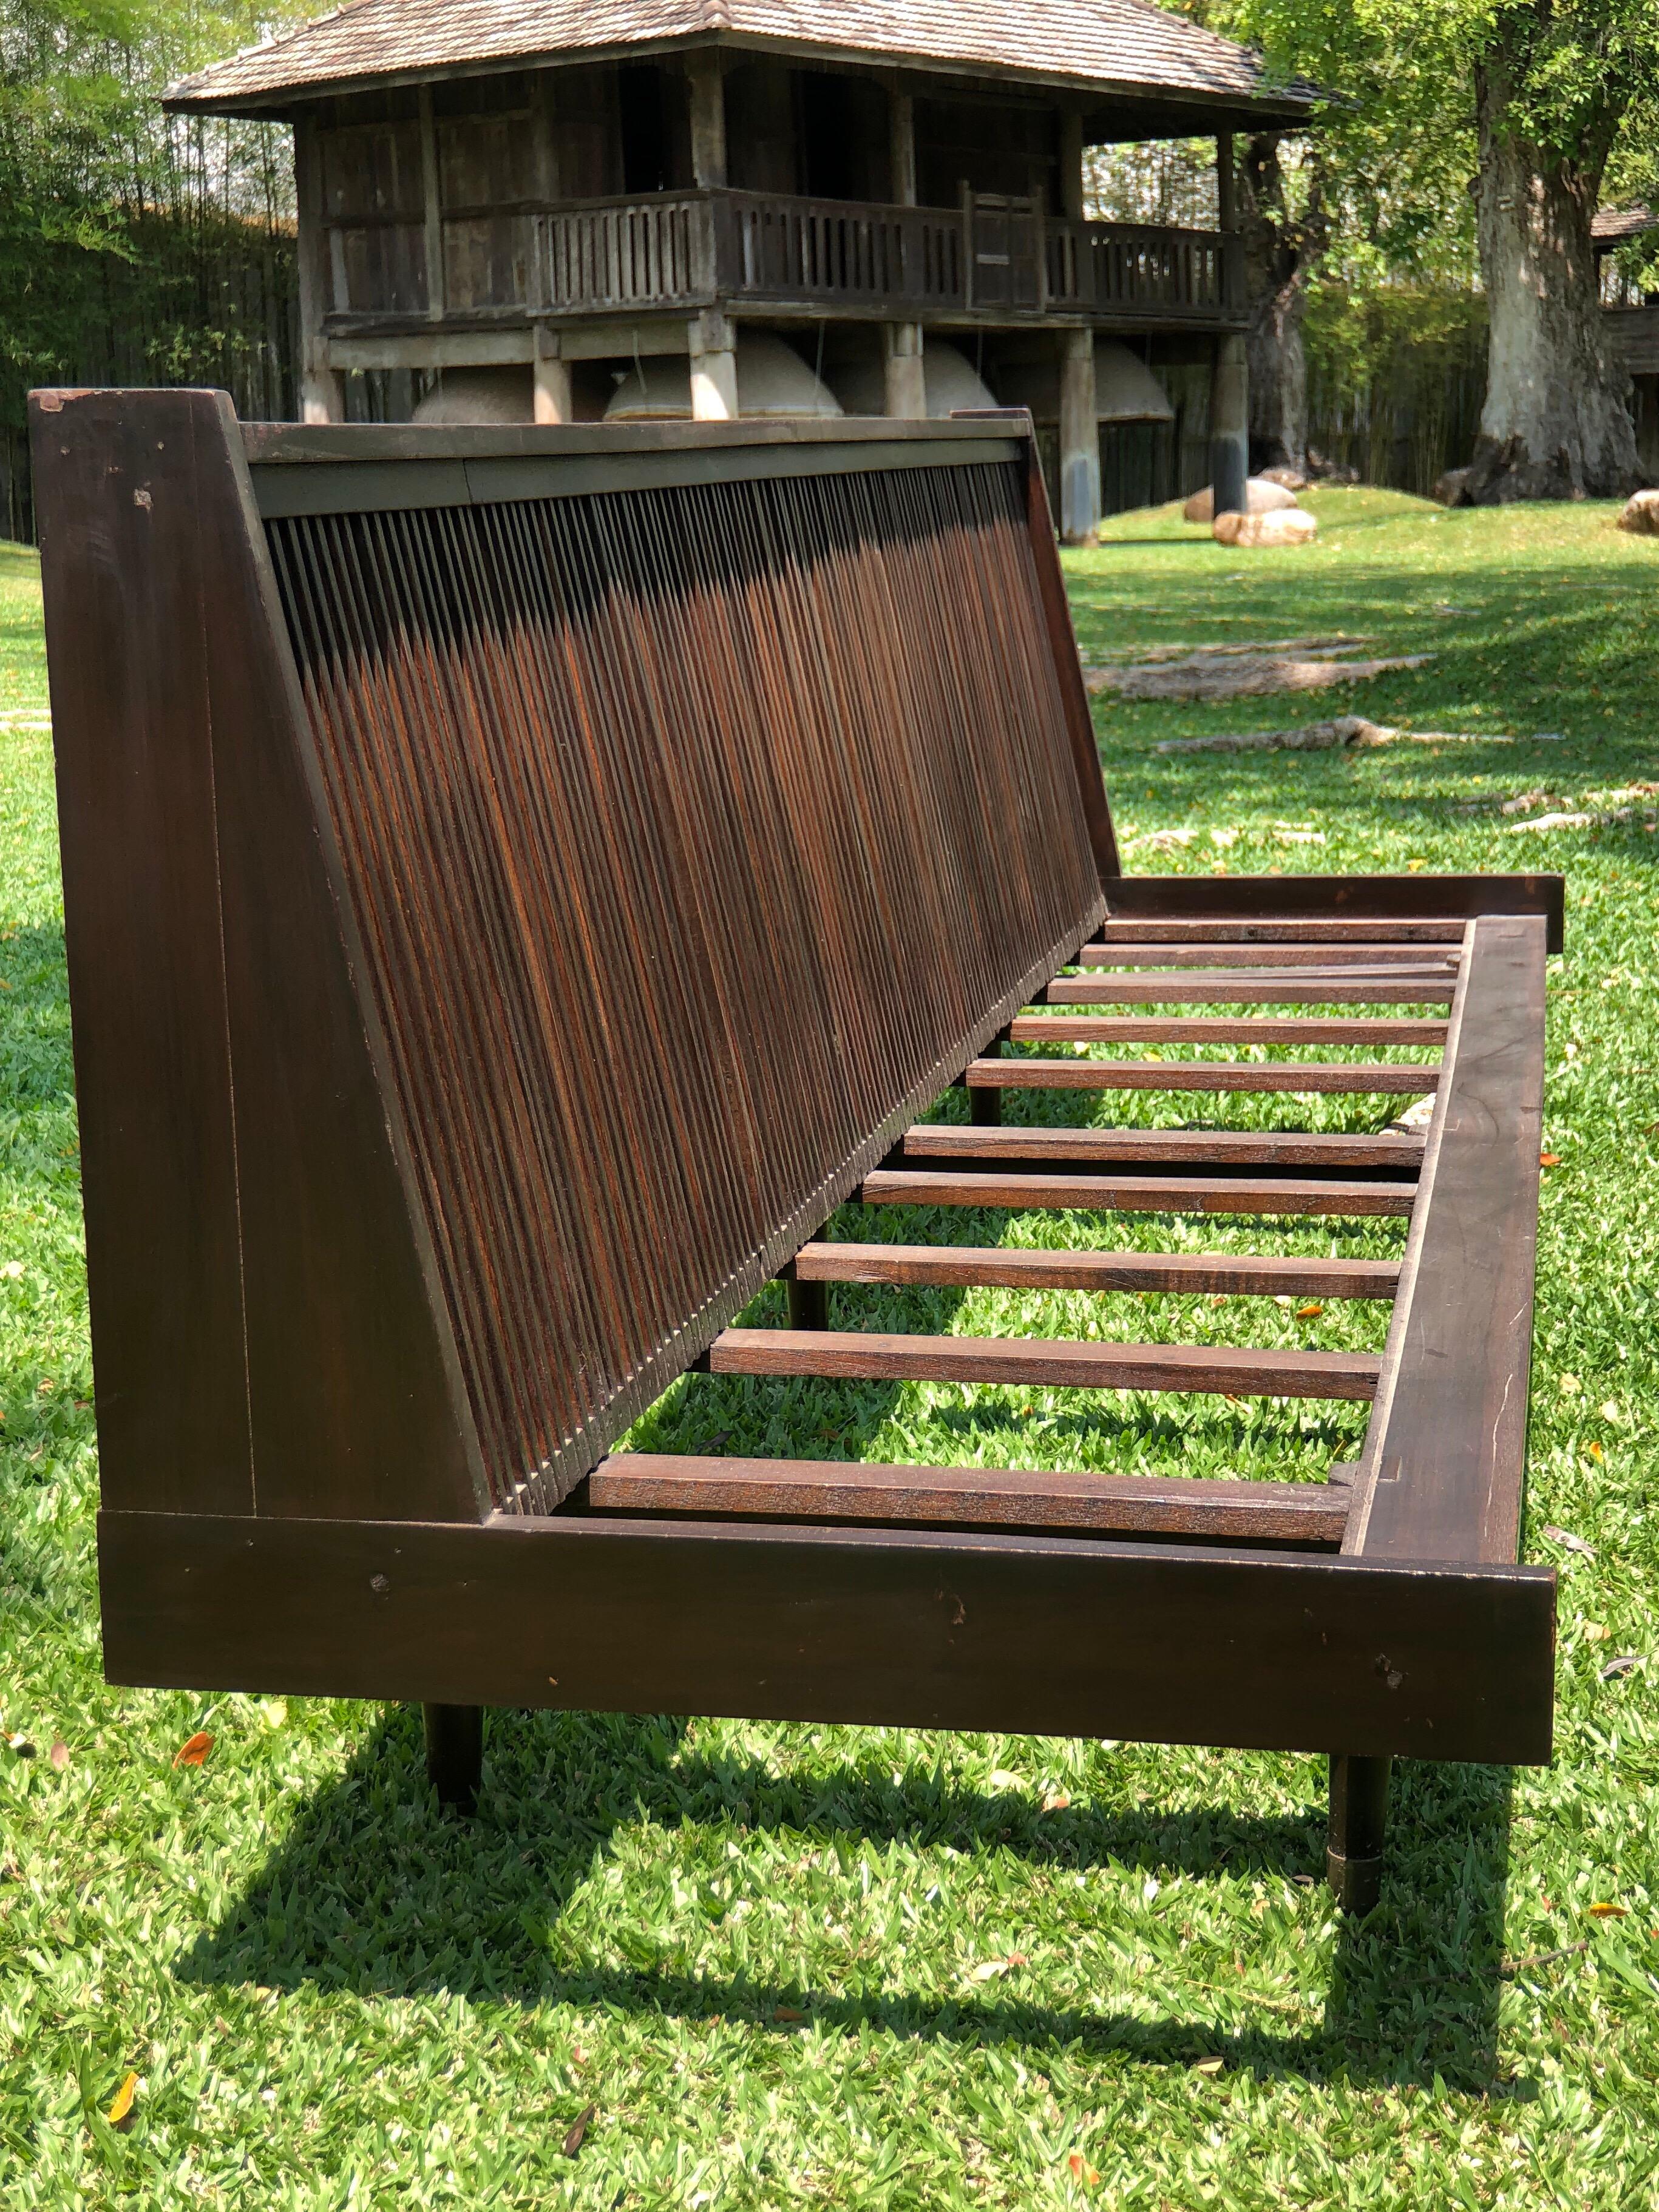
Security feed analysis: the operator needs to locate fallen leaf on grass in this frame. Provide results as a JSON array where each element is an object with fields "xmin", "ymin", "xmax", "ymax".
[
  {"xmin": 1040, "ymin": 1788, "xmax": 1071, "ymax": 1813},
  {"xmin": 1295, "ymin": 1303, "xmax": 1325, "ymax": 1321},
  {"xmin": 172, "ymin": 1731, "xmax": 214, "ymax": 1768},
  {"xmin": 1067, "ymin": 2151, "xmax": 1102, "ymax": 2186},
  {"xmin": 986, "ymin": 1769, "xmax": 1024, "ymax": 1791},
  {"xmin": 1600, "ymin": 1655, "xmax": 1642, "ymax": 1680},
  {"xmin": 969, "ymin": 1953, "xmax": 1028, "ymax": 1981},
  {"xmin": 49, "ymin": 1740, "xmax": 69, "ymax": 1772},
  {"xmin": 1190, "ymin": 2056, "xmax": 1225, "ymax": 2075},
  {"xmin": 7, "ymin": 1733, "xmax": 34, "ymax": 1758},
  {"xmin": 1539, "ymin": 1152, "xmax": 1562, "ymax": 1167},
  {"xmin": 1586, "ymin": 1441, "xmax": 1604, "ymax": 1462},
  {"xmin": 106, "ymin": 2072, "xmax": 138, "ymax": 2129},
  {"xmin": 1542, "ymin": 1524, "xmax": 1595, "ymax": 1558},
  {"xmin": 773, "ymin": 2004, "xmax": 807, "ymax": 2020},
  {"xmin": 1558, "ymin": 1373, "xmax": 1581, "ymax": 1395},
  {"xmin": 1588, "ymin": 1902, "xmax": 1628, "ymax": 1919},
  {"xmin": 1583, "ymin": 1623, "xmax": 1610, "ymax": 1645},
  {"xmin": 562, "ymin": 2102, "xmax": 595, "ymax": 2156}
]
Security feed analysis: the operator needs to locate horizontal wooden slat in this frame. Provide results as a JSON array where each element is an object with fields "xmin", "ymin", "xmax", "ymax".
[
  {"xmin": 1008, "ymin": 1015, "xmax": 1449, "ymax": 1046},
  {"xmin": 902, "ymin": 1125, "xmax": 1425, "ymax": 1171},
  {"xmin": 1044, "ymin": 975, "xmax": 1457, "ymax": 1006},
  {"xmin": 589, "ymin": 1453, "xmax": 1351, "ymax": 1541},
  {"xmin": 861, "ymin": 1169, "xmax": 1416, "ymax": 1216},
  {"xmin": 1077, "ymin": 944, "xmax": 1459, "ymax": 971},
  {"xmin": 1098, "ymin": 871, "xmax": 1563, "ymax": 956},
  {"xmin": 707, "ymin": 1327, "xmax": 1382, "ymax": 1398},
  {"xmin": 1094, "ymin": 919, "xmax": 1470, "ymax": 945},
  {"xmin": 793, "ymin": 1242, "xmax": 1403, "ymax": 1298},
  {"xmin": 968, "ymin": 1058, "xmax": 1439, "ymax": 1095},
  {"xmin": 98, "ymin": 1508, "xmax": 1558, "ymax": 1764}
]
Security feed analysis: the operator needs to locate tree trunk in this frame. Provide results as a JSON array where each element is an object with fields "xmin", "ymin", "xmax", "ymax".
[
  {"xmin": 1240, "ymin": 136, "xmax": 1323, "ymax": 479},
  {"xmin": 1469, "ymin": 64, "xmax": 1638, "ymax": 502}
]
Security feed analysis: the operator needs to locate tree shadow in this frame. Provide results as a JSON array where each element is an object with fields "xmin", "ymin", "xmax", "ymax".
[{"xmin": 180, "ymin": 1708, "xmax": 1519, "ymax": 2094}]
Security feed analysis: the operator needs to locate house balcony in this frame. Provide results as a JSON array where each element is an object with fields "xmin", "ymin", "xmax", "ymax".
[{"xmin": 320, "ymin": 186, "xmax": 1246, "ymax": 350}]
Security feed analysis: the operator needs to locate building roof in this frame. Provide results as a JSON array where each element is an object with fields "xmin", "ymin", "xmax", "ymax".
[
  {"xmin": 1593, "ymin": 204, "xmax": 1655, "ymax": 247},
  {"xmin": 166, "ymin": 0, "xmax": 1318, "ymax": 126}
]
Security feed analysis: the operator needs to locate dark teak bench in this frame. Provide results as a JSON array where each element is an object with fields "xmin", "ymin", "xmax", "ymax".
[{"xmin": 33, "ymin": 391, "xmax": 1558, "ymax": 1914}]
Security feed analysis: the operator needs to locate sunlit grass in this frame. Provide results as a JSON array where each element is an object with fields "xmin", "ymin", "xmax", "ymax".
[{"xmin": 2, "ymin": 493, "xmax": 1657, "ymax": 2208}]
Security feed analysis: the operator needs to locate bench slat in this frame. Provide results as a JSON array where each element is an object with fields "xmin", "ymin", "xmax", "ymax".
[
  {"xmin": 589, "ymin": 1453, "xmax": 1351, "ymax": 1541},
  {"xmin": 902, "ymin": 1125, "xmax": 1425, "ymax": 1169},
  {"xmin": 1094, "ymin": 919, "xmax": 1469, "ymax": 944},
  {"xmin": 707, "ymin": 1328, "xmax": 1382, "ymax": 1399},
  {"xmin": 967, "ymin": 1058, "xmax": 1440, "ymax": 1095},
  {"xmin": 1008, "ymin": 1015, "xmax": 1450, "ymax": 1046},
  {"xmin": 792, "ymin": 1242, "xmax": 1402, "ymax": 1298},
  {"xmin": 1077, "ymin": 944, "xmax": 1459, "ymax": 971},
  {"xmin": 1045, "ymin": 975, "xmax": 1457, "ymax": 1006},
  {"xmin": 861, "ymin": 1169, "xmax": 1417, "ymax": 1215}
]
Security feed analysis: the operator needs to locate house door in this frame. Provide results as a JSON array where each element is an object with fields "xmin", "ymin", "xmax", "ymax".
[{"xmin": 965, "ymin": 192, "xmax": 1042, "ymax": 309}]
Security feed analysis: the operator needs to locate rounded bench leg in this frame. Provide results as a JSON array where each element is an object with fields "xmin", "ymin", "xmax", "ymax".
[
  {"xmin": 1326, "ymin": 1753, "xmax": 1391, "ymax": 1914},
  {"xmin": 422, "ymin": 1703, "xmax": 484, "ymax": 1811}
]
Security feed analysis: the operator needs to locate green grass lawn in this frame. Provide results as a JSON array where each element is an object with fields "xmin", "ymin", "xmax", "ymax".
[{"xmin": 2, "ymin": 490, "xmax": 1657, "ymax": 2208}]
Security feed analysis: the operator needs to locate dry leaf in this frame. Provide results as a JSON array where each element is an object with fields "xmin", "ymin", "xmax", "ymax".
[
  {"xmin": 1600, "ymin": 1400, "xmax": 1621, "ymax": 1423},
  {"xmin": 1542, "ymin": 1524, "xmax": 1596, "ymax": 1558},
  {"xmin": 1539, "ymin": 1152, "xmax": 1562, "ymax": 1167},
  {"xmin": 1190, "ymin": 2056, "xmax": 1225, "ymax": 2075},
  {"xmin": 1295, "ymin": 1303, "xmax": 1325, "ymax": 1321},
  {"xmin": 562, "ymin": 2102, "xmax": 595, "ymax": 2156},
  {"xmin": 986, "ymin": 1769, "xmax": 1023, "ymax": 1791},
  {"xmin": 1067, "ymin": 2153, "xmax": 1102, "ymax": 2186},
  {"xmin": 970, "ymin": 1960, "xmax": 1011, "ymax": 1981},
  {"xmin": 1040, "ymin": 1788, "xmax": 1071, "ymax": 1813},
  {"xmin": 773, "ymin": 2004, "xmax": 806, "ymax": 2020},
  {"xmin": 106, "ymin": 2071, "xmax": 138, "ymax": 2129},
  {"xmin": 1583, "ymin": 1623, "xmax": 1610, "ymax": 1644},
  {"xmin": 172, "ymin": 1730, "xmax": 214, "ymax": 1768},
  {"xmin": 49, "ymin": 1739, "xmax": 69, "ymax": 1773},
  {"xmin": 1586, "ymin": 1442, "xmax": 1604, "ymax": 1462},
  {"xmin": 7, "ymin": 1732, "xmax": 35, "ymax": 1759},
  {"xmin": 1559, "ymin": 1373, "xmax": 1581, "ymax": 1395},
  {"xmin": 1589, "ymin": 1902, "xmax": 1627, "ymax": 1918},
  {"xmin": 1600, "ymin": 1655, "xmax": 1641, "ymax": 1680}
]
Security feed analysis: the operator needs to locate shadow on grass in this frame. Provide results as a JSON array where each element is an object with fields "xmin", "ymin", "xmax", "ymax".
[{"xmin": 182, "ymin": 1708, "xmax": 1517, "ymax": 2093}]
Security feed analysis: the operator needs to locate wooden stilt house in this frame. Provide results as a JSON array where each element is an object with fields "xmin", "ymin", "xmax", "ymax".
[{"xmin": 165, "ymin": 0, "xmax": 1317, "ymax": 535}]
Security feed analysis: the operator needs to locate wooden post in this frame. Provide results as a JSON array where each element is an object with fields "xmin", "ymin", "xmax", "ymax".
[
  {"xmin": 423, "ymin": 1702, "xmax": 483, "ymax": 1811},
  {"xmin": 293, "ymin": 116, "xmax": 344, "ymax": 424},
  {"xmin": 688, "ymin": 50, "xmax": 727, "ymax": 189},
  {"xmin": 689, "ymin": 306, "xmax": 738, "ymax": 419},
  {"xmin": 532, "ymin": 326, "xmax": 572, "ymax": 424},
  {"xmin": 419, "ymin": 86, "xmax": 446, "ymax": 323},
  {"xmin": 1210, "ymin": 135, "xmax": 1248, "ymax": 518},
  {"xmin": 1059, "ymin": 328, "xmax": 1100, "ymax": 544},
  {"xmin": 1059, "ymin": 110, "xmax": 1085, "ymax": 222},
  {"xmin": 890, "ymin": 86, "xmax": 917, "ymax": 205},
  {"xmin": 1327, "ymin": 1753, "xmax": 1391, "ymax": 1913},
  {"xmin": 785, "ymin": 1270, "xmax": 829, "ymax": 1330},
  {"xmin": 884, "ymin": 322, "xmax": 927, "ymax": 419}
]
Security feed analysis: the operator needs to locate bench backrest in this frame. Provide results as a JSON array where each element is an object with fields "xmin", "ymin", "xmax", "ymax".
[{"xmin": 35, "ymin": 393, "xmax": 1113, "ymax": 1521}]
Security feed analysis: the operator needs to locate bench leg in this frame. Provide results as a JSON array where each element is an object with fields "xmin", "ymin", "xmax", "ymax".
[
  {"xmin": 422, "ymin": 1703, "xmax": 483, "ymax": 1811},
  {"xmin": 969, "ymin": 1086, "xmax": 1003, "ymax": 1126},
  {"xmin": 1326, "ymin": 1753, "xmax": 1391, "ymax": 1913},
  {"xmin": 787, "ymin": 1274, "xmax": 828, "ymax": 1330}
]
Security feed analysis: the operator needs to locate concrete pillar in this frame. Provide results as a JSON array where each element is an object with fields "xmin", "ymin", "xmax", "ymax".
[
  {"xmin": 884, "ymin": 322, "xmax": 927, "ymax": 419},
  {"xmin": 293, "ymin": 117, "xmax": 344, "ymax": 424},
  {"xmin": 1210, "ymin": 333, "xmax": 1249, "ymax": 519},
  {"xmin": 1059, "ymin": 110, "xmax": 1085, "ymax": 222},
  {"xmin": 1058, "ymin": 328, "xmax": 1100, "ymax": 544},
  {"xmin": 689, "ymin": 307, "xmax": 738, "ymax": 419},
  {"xmin": 532, "ymin": 328, "xmax": 572, "ymax": 424},
  {"xmin": 688, "ymin": 50, "xmax": 727, "ymax": 188}
]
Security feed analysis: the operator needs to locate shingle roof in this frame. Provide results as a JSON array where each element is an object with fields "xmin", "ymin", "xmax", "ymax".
[
  {"xmin": 167, "ymin": 0, "xmax": 1314, "ymax": 118},
  {"xmin": 1593, "ymin": 205, "xmax": 1655, "ymax": 245}
]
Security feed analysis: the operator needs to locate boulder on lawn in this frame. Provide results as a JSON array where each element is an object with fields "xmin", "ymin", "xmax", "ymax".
[
  {"xmin": 1258, "ymin": 464, "xmax": 1310, "ymax": 492},
  {"xmin": 1213, "ymin": 507, "xmax": 1319, "ymax": 549},
  {"xmin": 1432, "ymin": 467, "xmax": 1473, "ymax": 508},
  {"xmin": 1182, "ymin": 477, "xmax": 1299, "ymax": 523},
  {"xmin": 1617, "ymin": 488, "xmax": 1659, "ymax": 535}
]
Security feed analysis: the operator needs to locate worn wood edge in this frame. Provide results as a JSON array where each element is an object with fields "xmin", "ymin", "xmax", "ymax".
[
  {"xmin": 240, "ymin": 413, "xmax": 1032, "ymax": 465},
  {"xmin": 1043, "ymin": 976, "xmax": 1459, "ymax": 1006},
  {"xmin": 1077, "ymin": 943, "xmax": 1460, "ymax": 972},
  {"xmin": 94, "ymin": 1508, "xmax": 1558, "ymax": 1764},
  {"xmin": 1008, "ymin": 1015, "xmax": 1451, "ymax": 1044},
  {"xmin": 900, "ymin": 1125, "xmax": 1427, "ymax": 1166},
  {"xmin": 707, "ymin": 1327, "xmax": 1382, "ymax": 1399},
  {"xmin": 589, "ymin": 1453, "xmax": 1349, "ymax": 1540},
  {"xmin": 793, "ymin": 1242, "xmax": 1403, "ymax": 1297}
]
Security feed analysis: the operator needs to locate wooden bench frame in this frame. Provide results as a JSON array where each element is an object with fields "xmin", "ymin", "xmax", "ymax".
[{"xmin": 34, "ymin": 392, "xmax": 1558, "ymax": 1916}]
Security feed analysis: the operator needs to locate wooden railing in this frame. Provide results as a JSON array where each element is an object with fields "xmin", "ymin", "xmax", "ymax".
[{"xmin": 457, "ymin": 191, "xmax": 1240, "ymax": 324}]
